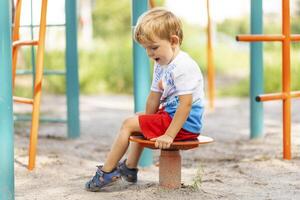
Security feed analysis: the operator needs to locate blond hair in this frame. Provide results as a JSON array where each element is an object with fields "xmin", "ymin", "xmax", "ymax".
[{"xmin": 134, "ymin": 8, "xmax": 183, "ymax": 45}]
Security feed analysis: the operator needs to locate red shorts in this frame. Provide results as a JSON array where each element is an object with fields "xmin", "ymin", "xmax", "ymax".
[{"xmin": 138, "ymin": 109, "xmax": 199, "ymax": 141}]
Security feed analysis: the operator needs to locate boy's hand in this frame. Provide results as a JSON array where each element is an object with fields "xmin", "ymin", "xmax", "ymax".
[{"xmin": 150, "ymin": 134, "xmax": 174, "ymax": 149}]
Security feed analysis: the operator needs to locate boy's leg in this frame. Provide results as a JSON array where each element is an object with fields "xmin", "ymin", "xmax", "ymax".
[
  {"xmin": 118, "ymin": 142, "xmax": 142, "ymax": 183},
  {"xmin": 125, "ymin": 111, "xmax": 144, "ymax": 168},
  {"xmin": 125, "ymin": 142, "xmax": 144, "ymax": 168},
  {"xmin": 102, "ymin": 116, "xmax": 141, "ymax": 172}
]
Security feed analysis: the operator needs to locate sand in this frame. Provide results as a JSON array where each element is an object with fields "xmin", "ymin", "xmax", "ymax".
[{"xmin": 13, "ymin": 95, "xmax": 300, "ymax": 200}]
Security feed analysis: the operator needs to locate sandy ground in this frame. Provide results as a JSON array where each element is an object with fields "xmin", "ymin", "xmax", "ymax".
[{"xmin": 13, "ymin": 95, "xmax": 300, "ymax": 200}]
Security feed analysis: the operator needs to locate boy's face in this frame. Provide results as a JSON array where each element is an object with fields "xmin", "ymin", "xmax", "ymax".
[{"xmin": 142, "ymin": 36, "xmax": 179, "ymax": 66}]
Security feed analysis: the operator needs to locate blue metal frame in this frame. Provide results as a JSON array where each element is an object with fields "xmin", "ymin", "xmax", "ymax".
[
  {"xmin": 250, "ymin": 0, "xmax": 264, "ymax": 138},
  {"xmin": 132, "ymin": 0, "xmax": 152, "ymax": 167},
  {"xmin": 0, "ymin": 0, "xmax": 15, "ymax": 198},
  {"xmin": 65, "ymin": 0, "xmax": 80, "ymax": 138}
]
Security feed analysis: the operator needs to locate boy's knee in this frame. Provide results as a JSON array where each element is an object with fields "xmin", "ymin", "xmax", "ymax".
[{"xmin": 121, "ymin": 117, "xmax": 136, "ymax": 131}]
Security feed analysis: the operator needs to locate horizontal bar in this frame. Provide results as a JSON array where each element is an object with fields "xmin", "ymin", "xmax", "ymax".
[
  {"xmin": 14, "ymin": 115, "xmax": 67, "ymax": 123},
  {"xmin": 15, "ymin": 24, "xmax": 66, "ymax": 28},
  {"xmin": 291, "ymin": 34, "xmax": 300, "ymax": 41},
  {"xmin": 290, "ymin": 91, "xmax": 300, "ymax": 98},
  {"xmin": 13, "ymin": 96, "xmax": 33, "ymax": 104},
  {"xmin": 236, "ymin": 34, "xmax": 285, "ymax": 42},
  {"xmin": 256, "ymin": 93, "xmax": 287, "ymax": 102},
  {"xmin": 256, "ymin": 91, "xmax": 300, "ymax": 102},
  {"xmin": 13, "ymin": 40, "xmax": 38, "ymax": 47},
  {"xmin": 237, "ymin": 34, "xmax": 300, "ymax": 42},
  {"xmin": 16, "ymin": 69, "xmax": 66, "ymax": 75}
]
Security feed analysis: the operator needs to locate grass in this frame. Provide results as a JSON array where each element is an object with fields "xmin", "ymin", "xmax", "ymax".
[{"xmin": 190, "ymin": 164, "xmax": 204, "ymax": 191}]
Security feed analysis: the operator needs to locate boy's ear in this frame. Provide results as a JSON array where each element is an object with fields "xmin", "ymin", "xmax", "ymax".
[{"xmin": 170, "ymin": 35, "xmax": 180, "ymax": 47}]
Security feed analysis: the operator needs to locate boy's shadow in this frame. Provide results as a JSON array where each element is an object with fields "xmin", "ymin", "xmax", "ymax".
[{"xmin": 99, "ymin": 179, "xmax": 156, "ymax": 192}]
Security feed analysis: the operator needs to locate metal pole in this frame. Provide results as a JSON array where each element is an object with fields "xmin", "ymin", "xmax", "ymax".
[
  {"xmin": 0, "ymin": 0, "xmax": 15, "ymax": 198},
  {"xmin": 132, "ymin": 0, "xmax": 152, "ymax": 167},
  {"xmin": 250, "ymin": 0, "xmax": 264, "ymax": 138},
  {"xmin": 206, "ymin": 0, "xmax": 215, "ymax": 110},
  {"xmin": 30, "ymin": 0, "xmax": 36, "ymax": 93},
  {"xmin": 65, "ymin": 0, "xmax": 80, "ymax": 138},
  {"xmin": 237, "ymin": 0, "xmax": 293, "ymax": 159},
  {"xmin": 282, "ymin": 0, "xmax": 291, "ymax": 159}
]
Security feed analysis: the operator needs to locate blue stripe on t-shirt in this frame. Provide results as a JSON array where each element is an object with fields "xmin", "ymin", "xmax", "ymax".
[{"xmin": 164, "ymin": 96, "xmax": 204, "ymax": 134}]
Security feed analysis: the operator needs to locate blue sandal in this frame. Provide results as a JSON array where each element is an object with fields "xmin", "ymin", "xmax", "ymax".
[
  {"xmin": 85, "ymin": 166, "xmax": 121, "ymax": 192},
  {"xmin": 118, "ymin": 159, "xmax": 138, "ymax": 183}
]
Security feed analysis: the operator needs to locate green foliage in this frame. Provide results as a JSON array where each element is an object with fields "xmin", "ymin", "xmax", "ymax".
[
  {"xmin": 79, "ymin": 38, "xmax": 133, "ymax": 94},
  {"xmin": 291, "ymin": 16, "xmax": 300, "ymax": 35},
  {"xmin": 219, "ymin": 44, "xmax": 300, "ymax": 97},
  {"xmin": 92, "ymin": 0, "xmax": 131, "ymax": 39},
  {"xmin": 14, "ymin": 1, "xmax": 300, "ymax": 98},
  {"xmin": 191, "ymin": 165, "xmax": 204, "ymax": 190},
  {"xmin": 153, "ymin": 0, "xmax": 165, "ymax": 7},
  {"xmin": 43, "ymin": 51, "xmax": 66, "ymax": 93},
  {"xmin": 217, "ymin": 17, "xmax": 249, "ymax": 37}
]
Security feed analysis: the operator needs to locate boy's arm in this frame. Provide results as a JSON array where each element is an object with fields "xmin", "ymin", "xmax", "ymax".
[
  {"xmin": 145, "ymin": 91, "xmax": 162, "ymax": 114},
  {"xmin": 151, "ymin": 94, "xmax": 193, "ymax": 149}
]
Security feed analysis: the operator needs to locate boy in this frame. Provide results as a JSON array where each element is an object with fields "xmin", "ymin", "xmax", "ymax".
[{"xmin": 85, "ymin": 8, "xmax": 204, "ymax": 192}]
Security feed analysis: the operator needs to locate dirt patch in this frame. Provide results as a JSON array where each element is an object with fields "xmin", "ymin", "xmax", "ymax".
[{"xmin": 14, "ymin": 95, "xmax": 300, "ymax": 199}]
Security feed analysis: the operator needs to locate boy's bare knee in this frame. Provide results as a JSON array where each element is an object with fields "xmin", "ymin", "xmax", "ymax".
[{"xmin": 121, "ymin": 117, "xmax": 136, "ymax": 131}]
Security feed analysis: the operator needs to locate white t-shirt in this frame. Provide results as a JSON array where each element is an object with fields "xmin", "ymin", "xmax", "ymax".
[
  {"xmin": 151, "ymin": 51, "xmax": 204, "ymax": 105},
  {"xmin": 150, "ymin": 51, "xmax": 205, "ymax": 133}
]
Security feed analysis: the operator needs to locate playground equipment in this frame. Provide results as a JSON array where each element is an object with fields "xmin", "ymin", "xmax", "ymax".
[
  {"xmin": 130, "ymin": 135, "xmax": 213, "ymax": 188},
  {"xmin": 237, "ymin": 0, "xmax": 298, "ymax": 160},
  {"xmin": 249, "ymin": 0, "xmax": 264, "ymax": 139},
  {"xmin": 12, "ymin": 0, "xmax": 48, "ymax": 170},
  {"xmin": 1, "ymin": 0, "xmax": 79, "ymax": 196},
  {"xmin": 132, "ymin": 0, "xmax": 153, "ymax": 167},
  {"xmin": 206, "ymin": 0, "xmax": 215, "ymax": 110},
  {"xmin": 0, "ymin": 0, "xmax": 14, "ymax": 199},
  {"xmin": 149, "ymin": 0, "xmax": 155, "ymax": 8},
  {"xmin": 11, "ymin": 0, "xmax": 80, "ymax": 170},
  {"xmin": 13, "ymin": 0, "xmax": 80, "ymax": 136}
]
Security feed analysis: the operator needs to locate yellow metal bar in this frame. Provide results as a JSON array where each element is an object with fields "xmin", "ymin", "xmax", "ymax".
[
  {"xmin": 13, "ymin": 96, "xmax": 34, "ymax": 104},
  {"xmin": 149, "ymin": 0, "xmax": 155, "ymax": 8},
  {"xmin": 28, "ymin": 0, "xmax": 48, "ymax": 170},
  {"xmin": 206, "ymin": 0, "xmax": 214, "ymax": 110},
  {"xmin": 290, "ymin": 91, "xmax": 300, "ymax": 98},
  {"xmin": 12, "ymin": 40, "xmax": 38, "ymax": 47},
  {"xmin": 12, "ymin": 0, "xmax": 22, "ymax": 88}
]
